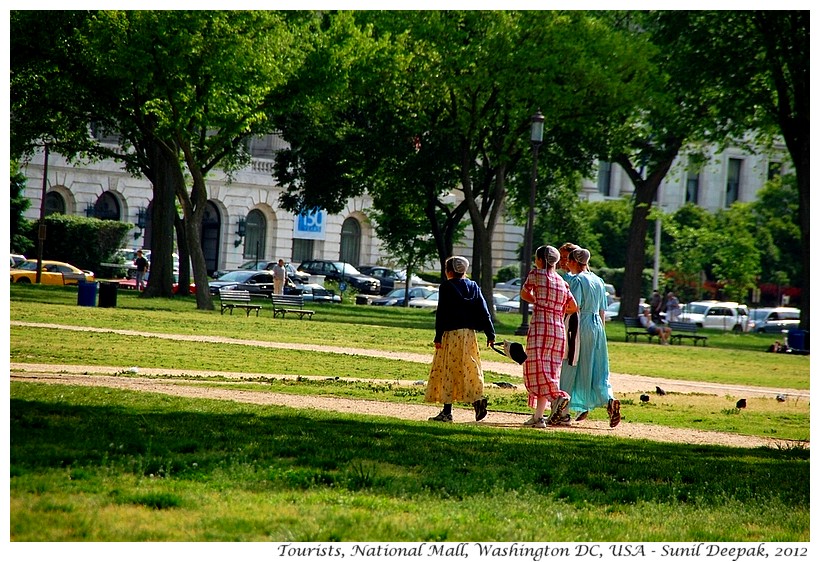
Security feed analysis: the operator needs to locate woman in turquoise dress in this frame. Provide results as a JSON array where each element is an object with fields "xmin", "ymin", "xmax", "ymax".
[{"xmin": 559, "ymin": 247, "xmax": 620, "ymax": 427}]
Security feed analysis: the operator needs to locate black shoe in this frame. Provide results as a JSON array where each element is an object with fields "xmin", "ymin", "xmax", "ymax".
[
  {"xmin": 473, "ymin": 397, "xmax": 488, "ymax": 421},
  {"xmin": 429, "ymin": 411, "xmax": 453, "ymax": 422}
]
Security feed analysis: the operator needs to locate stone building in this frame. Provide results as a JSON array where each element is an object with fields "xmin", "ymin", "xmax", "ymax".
[{"xmin": 20, "ymin": 134, "xmax": 789, "ymax": 276}]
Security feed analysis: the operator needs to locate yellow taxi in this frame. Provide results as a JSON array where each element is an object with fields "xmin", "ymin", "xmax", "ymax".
[{"xmin": 11, "ymin": 260, "xmax": 95, "ymax": 285}]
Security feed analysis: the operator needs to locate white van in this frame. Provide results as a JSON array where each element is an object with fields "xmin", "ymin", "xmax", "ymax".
[{"xmin": 678, "ymin": 300, "xmax": 749, "ymax": 331}]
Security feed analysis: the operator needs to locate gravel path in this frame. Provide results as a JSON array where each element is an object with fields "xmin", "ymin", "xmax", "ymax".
[{"xmin": 9, "ymin": 322, "xmax": 810, "ymax": 449}]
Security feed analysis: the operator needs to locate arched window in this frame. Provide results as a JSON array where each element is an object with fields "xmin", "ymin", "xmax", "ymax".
[
  {"xmin": 243, "ymin": 209, "xmax": 266, "ymax": 260},
  {"xmin": 44, "ymin": 191, "xmax": 66, "ymax": 216},
  {"xmin": 91, "ymin": 191, "xmax": 121, "ymax": 220},
  {"xmin": 201, "ymin": 201, "xmax": 221, "ymax": 276},
  {"xmin": 340, "ymin": 217, "xmax": 361, "ymax": 266}
]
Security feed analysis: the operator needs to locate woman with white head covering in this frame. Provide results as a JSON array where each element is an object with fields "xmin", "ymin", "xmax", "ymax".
[
  {"xmin": 560, "ymin": 247, "xmax": 621, "ymax": 427},
  {"xmin": 519, "ymin": 245, "xmax": 578, "ymax": 428},
  {"xmin": 425, "ymin": 256, "xmax": 495, "ymax": 423}
]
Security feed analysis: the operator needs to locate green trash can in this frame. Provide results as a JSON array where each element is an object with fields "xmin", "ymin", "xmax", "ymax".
[
  {"xmin": 99, "ymin": 281, "xmax": 118, "ymax": 308},
  {"xmin": 77, "ymin": 281, "xmax": 97, "ymax": 307}
]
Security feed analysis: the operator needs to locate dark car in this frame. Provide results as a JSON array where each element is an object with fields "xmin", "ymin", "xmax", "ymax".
[
  {"xmin": 208, "ymin": 270, "xmax": 276, "ymax": 296},
  {"xmin": 291, "ymin": 281, "xmax": 342, "ymax": 303},
  {"xmin": 213, "ymin": 260, "xmax": 309, "ymax": 283},
  {"xmin": 297, "ymin": 260, "xmax": 381, "ymax": 295},
  {"xmin": 358, "ymin": 265, "xmax": 399, "ymax": 295},
  {"xmin": 370, "ymin": 286, "xmax": 437, "ymax": 306}
]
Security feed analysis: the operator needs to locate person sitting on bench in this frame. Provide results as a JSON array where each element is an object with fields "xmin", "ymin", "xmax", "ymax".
[{"xmin": 640, "ymin": 307, "xmax": 672, "ymax": 345}]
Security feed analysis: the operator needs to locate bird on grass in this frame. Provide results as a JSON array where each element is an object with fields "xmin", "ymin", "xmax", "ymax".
[
  {"xmin": 640, "ymin": 394, "xmax": 650, "ymax": 403},
  {"xmin": 736, "ymin": 398, "xmax": 747, "ymax": 409},
  {"xmin": 776, "ymin": 394, "xmax": 787, "ymax": 402},
  {"xmin": 655, "ymin": 386, "xmax": 666, "ymax": 396}
]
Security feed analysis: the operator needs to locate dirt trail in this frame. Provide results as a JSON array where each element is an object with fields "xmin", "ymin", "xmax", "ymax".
[{"xmin": 9, "ymin": 322, "xmax": 809, "ymax": 449}]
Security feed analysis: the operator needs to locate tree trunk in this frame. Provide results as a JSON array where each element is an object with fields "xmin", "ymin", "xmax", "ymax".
[
  {"xmin": 614, "ymin": 147, "xmax": 680, "ymax": 322},
  {"xmin": 466, "ymin": 166, "xmax": 505, "ymax": 325},
  {"xmin": 142, "ymin": 140, "xmax": 179, "ymax": 298},
  {"xmin": 174, "ymin": 214, "xmax": 191, "ymax": 296},
  {"xmin": 424, "ymin": 182, "xmax": 465, "ymax": 281},
  {"xmin": 793, "ymin": 139, "xmax": 809, "ymax": 331},
  {"xmin": 177, "ymin": 144, "xmax": 214, "ymax": 311}
]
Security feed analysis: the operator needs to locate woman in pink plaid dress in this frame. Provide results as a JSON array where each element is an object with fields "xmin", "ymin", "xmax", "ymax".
[{"xmin": 520, "ymin": 245, "xmax": 577, "ymax": 428}]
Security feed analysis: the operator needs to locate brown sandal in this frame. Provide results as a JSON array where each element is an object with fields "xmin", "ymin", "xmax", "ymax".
[{"xmin": 607, "ymin": 399, "xmax": 621, "ymax": 428}]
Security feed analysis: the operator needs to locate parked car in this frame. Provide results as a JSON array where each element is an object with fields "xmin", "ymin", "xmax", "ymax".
[
  {"xmin": 746, "ymin": 307, "xmax": 801, "ymax": 333},
  {"xmin": 494, "ymin": 278, "xmax": 522, "ymax": 292},
  {"xmin": 10, "ymin": 254, "xmax": 26, "ymax": 268},
  {"xmin": 358, "ymin": 265, "xmax": 400, "ymax": 295},
  {"xmin": 394, "ymin": 269, "xmax": 426, "ymax": 286},
  {"xmin": 604, "ymin": 283, "xmax": 617, "ymax": 305},
  {"xmin": 370, "ymin": 286, "xmax": 437, "ymax": 306},
  {"xmin": 213, "ymin": 260, "xmax": 309, "ymax": 283},
  {"xmin": 408, "ymin": 290, "xmax": 440, "ymax": 309},
  {"xmin": 605, "ymin": 300, "xmax": 649, "ymax": 321},
  {"xmin": 494, "ymin": 293, "xmax": 533, "ymax": 313},
  {"xmin": 297, "ymin": 260, "xmax": 380, "ymax": 295},
  {"xmin": 113, "ymin": 248, "xmax": 150, "ymax": 279},
  {"xmin": 678, "ymin": 300, "xmax": 749, "ymax": 331},
  {"xmin": 208, "ymin": 270, "xmax": 275, "ymax": 296},
  {"xmin": 604, "ymin": 301, "xmax": 621, "ymax": 321},
  {"xmin": 493, "ymin": 293, "xmax": 511, "ymax": 310},
  {"xmin": 11, "ymin": 260, "xmax": 95, "ymax": 285},
  {"xmin": 289, "ymin": 281, "xmax": 342, "ymax": 303}
]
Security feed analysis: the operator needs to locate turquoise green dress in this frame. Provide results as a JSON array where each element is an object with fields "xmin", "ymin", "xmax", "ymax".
[{"xmin": 559, "ymin": 270, "xmax": 613, "ymax": 412}]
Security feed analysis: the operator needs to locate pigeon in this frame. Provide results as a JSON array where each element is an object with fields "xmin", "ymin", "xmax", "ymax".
[
  {"xmin": 736, "ymin": 398, "xmax": 747, "ymax": 409},
  {"xmin": 640, "ymin": 394, "xmax": 650, "ymax": 403},
  {"xmin": 494, "ymin": 381, "xmax": 516, "ymax": 389},
  {"xmin": 776, "ymin": 394, "xmax": 787, "ymax": 402},
  {"xmin": 655, "ymin": 386, "xmax": 666, "ymax": 396}
]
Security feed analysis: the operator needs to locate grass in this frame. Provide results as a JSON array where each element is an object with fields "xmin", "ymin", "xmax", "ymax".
[
  {"xmin": 8, "ymin": 283, "xmax": 812, "ymax": 541},
  {"xmin": 9, "ymin": 284, "xmax": 809, "ymax": 388},
  {"xmin": 9, "ymin": 383, "xmax": 810, "ymax": 541}
]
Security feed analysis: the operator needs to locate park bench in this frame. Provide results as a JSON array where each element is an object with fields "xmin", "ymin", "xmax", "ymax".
[
  {"xmin": 668, "ymin": 321, "xmax": 708, "ymax": 346},
  {"xmin": 271, "ymin": 293, "xmax": 315, "ymax": 320},
  {"xmin": 623, "ymin": 317, "xmax": 656, "ymax": 343},
  {"xmin": 218, "ymin": 289, "xmax": 262, "ymax": 316}
]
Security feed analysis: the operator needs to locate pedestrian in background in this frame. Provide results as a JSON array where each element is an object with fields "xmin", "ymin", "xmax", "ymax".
[
  {"xmin": 134, "ymin": 250, "xmax": 149, "ymax": 292},
  {"xmin": 520, "ymin": 245, "xmax": 578, "ymax": 428},
  {"xmin": 665, "ymin": 291, "xmax": 681, "ymax": 322},
  {"xmin": 425, "ymin": 256, "xmax": 495, "ymax": 423},
  {"xmin": 272, "ymin": 259, "xmax": 287, "ymax": 295},
  {"xmin": 650, "ymin": 289, "xmax": 663, "ymax": 323}
]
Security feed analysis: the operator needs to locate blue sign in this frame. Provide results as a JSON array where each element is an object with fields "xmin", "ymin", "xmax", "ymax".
[
  {"xmin": 293, "ymin": 210, "xmax": 326, "ymax": 240},
  {"xmin": 339, "ymin": 282, "xmax": 348, "ymax": 292}
]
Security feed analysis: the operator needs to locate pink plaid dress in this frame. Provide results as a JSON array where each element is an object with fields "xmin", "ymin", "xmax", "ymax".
[{"xmin": 522, "ymin": 268, "xmax": 575, "ymax": 408}]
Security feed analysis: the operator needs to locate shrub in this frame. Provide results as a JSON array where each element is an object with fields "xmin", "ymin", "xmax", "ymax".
[{"xmin": 22, "ymin": 214, "xmax": 130, "ymax": 273}]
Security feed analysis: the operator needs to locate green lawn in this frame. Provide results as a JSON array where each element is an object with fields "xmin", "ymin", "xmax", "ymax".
[{"xmin": 8, "ymin": 284, "xmax": 811, "ymax": 541}]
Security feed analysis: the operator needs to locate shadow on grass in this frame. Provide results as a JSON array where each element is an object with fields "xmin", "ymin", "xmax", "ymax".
[{"xmin": 10, "ymin": 384, "xmax": 809, "ymax": 510}]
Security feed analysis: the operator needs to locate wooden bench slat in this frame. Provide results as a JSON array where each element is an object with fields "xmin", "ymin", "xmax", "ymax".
[
  {"xmin": 271, "ymin": 293, "xmax": 315, "ymax": 320},
  {"xmin": 219, "ymin": 289, "xmax": 262, "ymax": 317},
  {"xmin": 668, "ymin": 321, "xmax": 708, "ymax": 346},
  {"xmin": 623, "ymin": 317, "xmax": 656, "ymax": 343}
]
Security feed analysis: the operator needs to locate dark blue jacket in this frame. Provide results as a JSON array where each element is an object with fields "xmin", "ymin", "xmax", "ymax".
[{"xmin": 434, "ymin": 278, "xmax": 495, "ymax": 344}]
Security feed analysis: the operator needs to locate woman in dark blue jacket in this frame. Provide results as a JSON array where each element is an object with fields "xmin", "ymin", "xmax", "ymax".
[{"xmin": 425, "ymin": 256, "xmax": 495, "ymax": 422}]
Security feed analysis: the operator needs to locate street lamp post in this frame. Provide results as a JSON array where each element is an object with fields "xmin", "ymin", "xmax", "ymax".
[
  {"xmin": 35, "ymin": 143, "xmax": 50, "ymax": 284},
  {"xmin": 515, "ymin": 110, "xmax": 545, "ymax": 336}
]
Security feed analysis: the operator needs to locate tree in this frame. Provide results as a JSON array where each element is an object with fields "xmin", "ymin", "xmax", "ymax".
[
  {"xmin": 749, "ymin": 175, "xmax": 801, "ymax": 289},
  {"xmin": 10, "ymin": 162, "xmax": 33, "ymax": 255},
  {"xmin": 12, "ymin": 11, "xmax": 315, "ymax": 308},
  {"xmin": 274, "ymin": 11, "xmax": 654, "ymax": 314},
  {"xmin": 615, "ymin": 11, "xmax": 809, "ymax": 327}
]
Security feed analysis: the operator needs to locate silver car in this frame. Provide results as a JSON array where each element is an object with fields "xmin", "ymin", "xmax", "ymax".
[{"xmin": 746, "ymin": 307, "xmax": 800, "ymax": 333}]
